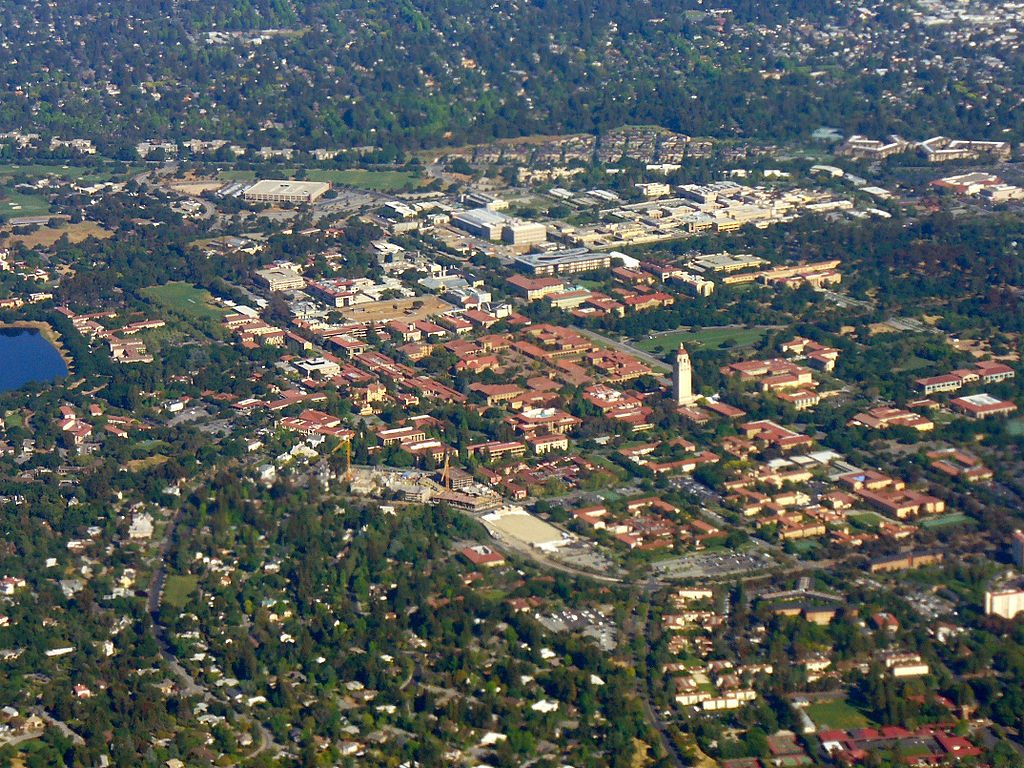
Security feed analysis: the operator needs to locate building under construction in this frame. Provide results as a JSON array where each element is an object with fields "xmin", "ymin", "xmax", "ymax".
[{"xmin": 347, "ymin": 465, "xmax": 501, "ymax": 511}]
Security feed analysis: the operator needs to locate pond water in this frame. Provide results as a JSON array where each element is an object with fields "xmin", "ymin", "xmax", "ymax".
[{"xmin": 0, "ymin": 328, "xmax": 69, "ymax": 392}]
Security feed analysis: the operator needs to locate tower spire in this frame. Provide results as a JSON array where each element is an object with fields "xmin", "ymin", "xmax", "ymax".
[{"xmin": 673, "ymin": 344, "xmax": 696, "ymax": 406}]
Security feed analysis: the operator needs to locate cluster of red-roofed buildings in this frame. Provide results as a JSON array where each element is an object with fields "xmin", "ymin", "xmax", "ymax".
[
  {"xmin": 818, "ymin": 724, "xmax": 981, "ymax": 765},
  {"xmin": 57, "ymin": 307, "xmax": 164, "ymax": 363},
  {"xmin": 569, "ymin": 496, "xmax": 724, "ymax": 551}
]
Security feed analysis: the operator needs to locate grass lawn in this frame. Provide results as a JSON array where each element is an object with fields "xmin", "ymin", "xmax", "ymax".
[
  {"xmin": 900, "ymin": 743, "xmax": 935, "ymax": 757},
  {"xmin": 893, "ymin": 355, "xmax": 932, "ymax": 373},
  {"xmin": 789, "ymin": 539, "xmax": 820, "ymax": 554},
  {"xmin": 848, "ymin": 512, "xmax": 885, "ymax": 530},
  {"xmin": 805, "ymin": 699, "xmax": 872, "ymax": 730},
  {"xmin": 920, "ymin": 512, "xmax": 973, "ymax": 530},
  {"xmin": 0, "ymin": 163, "xmax": 92, "ymax": 181},
  {"xmin": 477, "ymin": 588, "xmax": 508, "ymax": 603},
  {"xmin": 0, "ymin": 191, "xmax": 52, "ymax": 218},
  {"xmin": 216, "ymin": 169, "xmax": 258, "ymax": 181},
  {"xmin": 133, "ymin": 438, "xmax": 170, "ymax": 451},
  {"xmin": 163, "ymin": 575, "xmax": 199, "ymax": 609},
  {"xmin": 0, "ymin": 162, "xmax": 145, "ymax": 183},
  {"xmin": 142, "ymin": 282, "xmax": 228, "ymax": 323},
  {"xmin": 305, "ymin": 168, "xmax": 424, "ymax": 191},
  {"xmin": 1007, "ymin": 418, "xmax": 1024, "ymax": 437},
  {"xmin": 4, "ymin": 411, "xmax": 24, "ymax": 429},
  {"xmin": 588, "ymin": 455, "xmax": 628, "ymax": 476},
  {"xmin": 126, "ymin": 456, "xmax": 169, "ymax": 472},
  {"xmin": 637, "ymin": 326, "xmax": 769, "ymax": 355}
]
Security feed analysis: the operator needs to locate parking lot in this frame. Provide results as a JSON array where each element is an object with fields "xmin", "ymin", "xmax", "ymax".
[
  {"xmin": 537, "ymin": 607, "xmax": 618, "ymax": 651},
  {"xmin": 552, "ymin": 540, "xmax": 619, "ymax": 577},
  {"xmin": 652, "ymin": 549, "xmax": 777, "ymax": 580}
]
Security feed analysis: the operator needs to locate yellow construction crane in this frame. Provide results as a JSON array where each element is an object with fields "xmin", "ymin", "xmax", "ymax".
[
  {"xmin": 331, "ymin": 435, "xmax": 353, "ymax": 481},
  {"xmin": 440, "ymin": 451, "xmax": 451, "ymax": 490}
]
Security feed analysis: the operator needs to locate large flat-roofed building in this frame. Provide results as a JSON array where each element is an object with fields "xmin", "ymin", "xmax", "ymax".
[
  {"xmin": 931, "ymin": 172, "xmax": 1002, "ymax": 196},
  {"xmin": 306, "ymin": 277, "xmax": 374, "ymax": 308},
  {"xmin": 981, "ymin": 184, "xmax": 1024, "ymax": 202},
  {"xmin": 481, "ymin": 506, "xmax": 571, "ymax": 551},
  {"xmin": 918, "ymin": 136, "xmax": 1011, "ymax": 163},
  {"xmin": 450, "ymin": 208, "xmax": 510, "ymax": 240},
  {"xmin": 382, "ymin": 201, "xmax": 416, "ymax": 220},
  {"xmin": 688, "ymin": 252, "xmax": 767, "ymax": 273},
  {"xmin": 986, "ymin": 588, "xmax": 1024, "ymax": 619},
  {"xmin": 514, "ymin": 248, "xmax": 613, "ymax": 276},
  {"xmin": 461, "ymin": 191, "xmax": 508, "ymax": 211},
  {"xmin": 255, "ymin": 264, "xmax": 306, "ymax": 292},
  {"xmin": 501, "ymin": 220, "xmax": 547, "ymax": 246},
  {"xmin": 293, "ymin": 357, "xmax": 342, "ymax": 379},
  {"xmin": 244, "ymin": 179, "xmax": 331, "ymax": 204}
]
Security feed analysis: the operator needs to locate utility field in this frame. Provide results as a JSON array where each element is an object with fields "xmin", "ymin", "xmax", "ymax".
[
  {"xmin": 142, "ymin": 282, "xmax": 228, "ymax": 323},
  {"xmin": 304, "ymin": 168, "xmax": 424, "ymax": 191},
  {"xmin": 805, "ymin": 700, "xmax": 872, "ymax": 730}
]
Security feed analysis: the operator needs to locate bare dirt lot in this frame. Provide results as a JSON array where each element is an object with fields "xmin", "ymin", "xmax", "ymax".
[
  {"xmin": 1, "ymin": 220, "xmax": 112, "ymax": 248},
  {"xmin": 169, "ymin": 181, "xmax": 225, "ymax": 196},
  {"xmin": 341, "ymin": 295, "xmax": 454, "ymax": 324}
]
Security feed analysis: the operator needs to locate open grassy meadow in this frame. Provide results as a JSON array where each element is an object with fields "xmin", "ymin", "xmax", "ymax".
[
  {"xmin": 637, "ymin": 326, "xmax": 769, "ymax": 355},
  {"xmin": 142, "ymin": 282, "xmax": 228, "ymax": 323}
]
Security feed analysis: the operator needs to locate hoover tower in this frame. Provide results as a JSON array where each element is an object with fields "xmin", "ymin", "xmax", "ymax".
[{"xmin": 673, "ymin": 344, "xmax": 696, "ymax": 406}]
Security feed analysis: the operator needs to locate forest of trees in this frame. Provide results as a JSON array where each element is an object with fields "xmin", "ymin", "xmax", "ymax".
[{"xmin": 0, "ymin": 0, "xmax": 1021, "ymax": 152}]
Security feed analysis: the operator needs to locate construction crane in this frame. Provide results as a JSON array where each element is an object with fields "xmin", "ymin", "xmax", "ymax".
[
  {"xmin": 439, "ymin": 451, "xmax": 451, "ymax": 490},
  {"xmin": 330, "ymin": 435, "xmax": 353, "ymax": 481}
]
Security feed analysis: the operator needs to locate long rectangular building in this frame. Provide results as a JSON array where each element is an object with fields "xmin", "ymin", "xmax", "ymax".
[
  {"xmin": 514, "ymin": 248, "xmax": 612, "ymax": 276},
  {"xmin": 450, "ymin": 208, "xmax": 510, "ymax": 240},
  {"xmin": 244, "ymin": 179, "xmax": 331, "ymax": 204}
]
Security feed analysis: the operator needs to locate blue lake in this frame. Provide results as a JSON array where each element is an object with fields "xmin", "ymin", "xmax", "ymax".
[{"xmin": 0, "ymin": 328, "xmax": 69, "ymax": 392}]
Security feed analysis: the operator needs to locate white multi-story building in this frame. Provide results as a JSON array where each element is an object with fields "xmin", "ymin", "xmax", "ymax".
[
  {"xmin": 986, "ymin": 588, "xmax": 1024, "ymax": 619},
  {"xmin": 501, "ymin": 220, "xmax": 547, "ymax": 246}
]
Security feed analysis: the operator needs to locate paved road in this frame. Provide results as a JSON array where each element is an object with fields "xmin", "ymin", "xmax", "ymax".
[
  {"xmin": 628, "ymin": 610, "xmax": 687, "ymax": 767},
  {"xmin": 146, "ymin": 480, "xmax": 285, "ymax": 759},
  {"xmin": 31, "ymin": 709, "xmax": 85, "ymax": 746},
  {"xmin": 570, "ymin": 326, "xmax": 673, "ymax": 374},
  {"xmin": 0, "ymin": 730, "xmax": 45, "ymax": 748},
  {"xmin": 147, "ymin": 508, "xmax": 213, "ymax": 701}
]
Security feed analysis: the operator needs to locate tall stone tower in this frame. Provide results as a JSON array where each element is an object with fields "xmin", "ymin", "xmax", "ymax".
[{"xmin": 673, "ymin": 344, "xmax": 696, "ymax": 406}]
